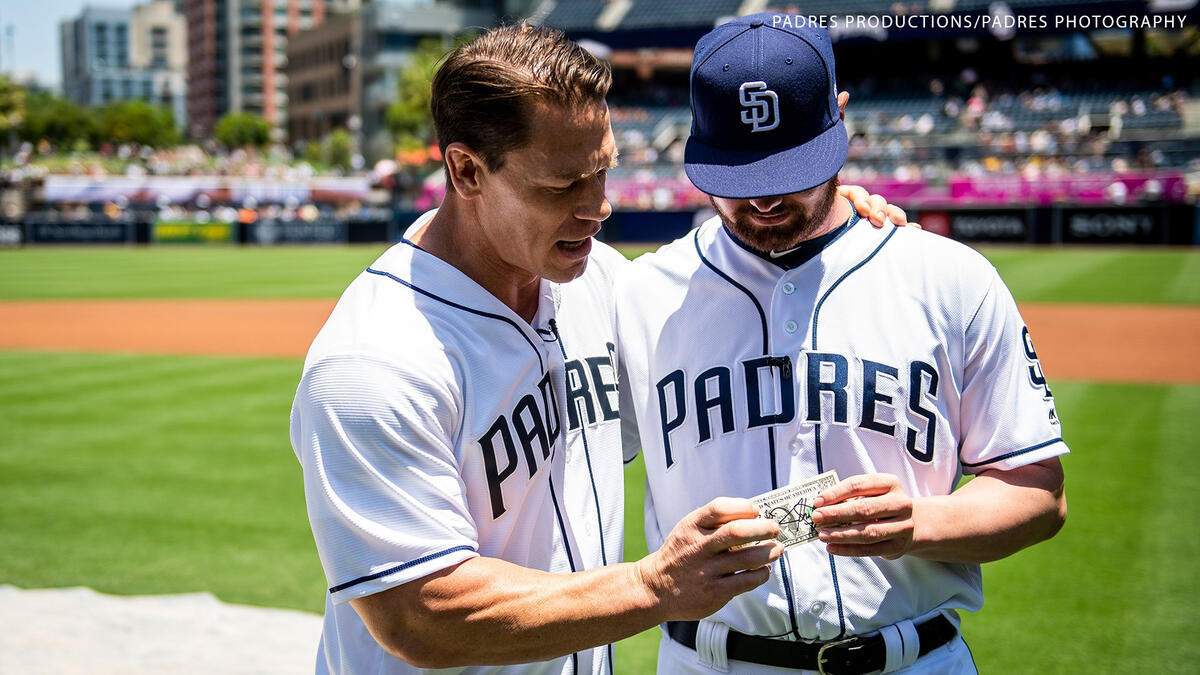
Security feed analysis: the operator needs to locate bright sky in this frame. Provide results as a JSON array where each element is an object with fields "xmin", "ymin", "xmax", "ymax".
[{"xmin": 1, "ymin": 0, "xmax": 140, "ymax": 90}]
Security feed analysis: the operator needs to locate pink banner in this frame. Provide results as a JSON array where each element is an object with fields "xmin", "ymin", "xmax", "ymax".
[
  {"xmin": 945, "ymin": 171, "xmax": 1186, "ymax": 206},
  {"xmin": 415, "ymin": 171, "xmax": 1187, "ymax": 212}
]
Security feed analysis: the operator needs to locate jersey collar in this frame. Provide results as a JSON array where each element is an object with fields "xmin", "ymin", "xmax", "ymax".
[
  {"xmin": 370, "ymin": 210, "xmax": 560, "ymax": 346},
  {"xmin": 721, "ymin": 202, "xmax": 858, "ymax": 271},
  {"xmin": 697, "ymin": 199, "xmax": 891, "ymax": 287}
]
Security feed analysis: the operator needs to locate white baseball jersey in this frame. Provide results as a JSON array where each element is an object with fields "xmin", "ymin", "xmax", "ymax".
[
  {"xmin": 614, "ymin": 208, "xmax": 1068, "ymax": 671},
  {"xmin": 290, "ymin": 210, "xmax": 628, "ymax": 675}
]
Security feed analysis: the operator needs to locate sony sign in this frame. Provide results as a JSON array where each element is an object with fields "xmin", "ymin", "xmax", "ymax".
[{"xmin": 1066, "ymin": 210, "xmax": 1159, "ymax": 243}]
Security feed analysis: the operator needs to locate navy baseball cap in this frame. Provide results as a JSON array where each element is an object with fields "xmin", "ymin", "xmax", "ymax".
[{"xmin": 684, "ymin": 13, "xmax": 847, "ymax": 199}]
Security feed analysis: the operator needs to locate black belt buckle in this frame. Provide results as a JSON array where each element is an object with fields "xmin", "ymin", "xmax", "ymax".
[{"xmin": 816, "ymin": 635, "xmax": 872, "ymax": 675}]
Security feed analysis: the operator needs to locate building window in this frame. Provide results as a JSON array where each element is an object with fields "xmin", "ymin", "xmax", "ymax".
[
  {"xmin": 115, "ymin": 25, "xmax": 129, "ymax": 67},
  {"xmin": 151, "ymin": 26, "xmax": 168, "ymax": 68},
  {"xmin": 94, "ymin": 23, "xmax": 109, "ymax": 66}
]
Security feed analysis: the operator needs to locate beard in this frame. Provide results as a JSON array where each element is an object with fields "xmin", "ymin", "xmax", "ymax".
[{"xmin": 710, "ymin": 178, "xmax": 840, "ymax": 253}]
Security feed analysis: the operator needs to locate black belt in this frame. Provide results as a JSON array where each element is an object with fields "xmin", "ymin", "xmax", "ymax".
[{"xmin": 666, "ymin": 614, "xmax": 956, "ymax": 674}]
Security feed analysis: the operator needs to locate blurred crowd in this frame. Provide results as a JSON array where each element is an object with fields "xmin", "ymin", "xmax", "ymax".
[
  {"xmin": 3, "ymin": 68, "xmax": 1196, "ymax": 216},
  {"xmin": 603, "ymin": 68, "xmax": 1197, "ymax": 208},
  {"xmin": 5, "ymin": 140, "xmax": 339, "ymax": 182}
]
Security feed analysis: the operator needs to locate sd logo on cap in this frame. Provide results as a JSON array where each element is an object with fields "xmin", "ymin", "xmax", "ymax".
[{"xmin": 684, "ymin": 13, "xmax": 848, "ymax": 199}]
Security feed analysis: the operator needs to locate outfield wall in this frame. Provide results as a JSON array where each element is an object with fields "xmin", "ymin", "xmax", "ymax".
[{"xmin": 2, "ymin": 204, "xmax": 1196, "ymax": 247}]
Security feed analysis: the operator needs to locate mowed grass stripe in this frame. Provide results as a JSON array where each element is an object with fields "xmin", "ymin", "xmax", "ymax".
[
  {"xmin": 5, "ymin": 357, "xmax": 300, "ymax": 487},
  {"xmin": 0, "ymin": 351, "xmax": 152, "ymax": 388},
  {"xmin": 1167, "ymin": 249, "xmax": 1200, "ymax": 304},
  {"xmin": 4, "ymin": 353, "xmax": 295, "ymax": 420},
  {"xmin": 0, "ymin": 351, "xmax": 326, "ymax": 612},
  {"xmin": 963, "ymin": 381, "xmax": 1199, "ymax": 673},
  {"xmin": 0, "ymin": 246, "xmax": 387, "ymax": 300},
  {"xmin": 2, "ymin": 245, "xmax": 1199, "ymax": 304},
  {"xmin": 983, "ymin": 246, "xmax": 1117, "ymax": 301},
  {"xmin": 0, "ymin": 352, "xmax": 277, "ymax": 404},
  {"xmin": 1118, "ymin": 384, "xmax": 1199, "ymax": 670},
  {"xmin": 981, "ymin": 246, "xmax": 1200, "ymax": 305}
]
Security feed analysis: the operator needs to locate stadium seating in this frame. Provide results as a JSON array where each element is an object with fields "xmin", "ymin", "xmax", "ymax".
[
  {"xmin": 539, "ymin": 0, "xmax": 608, "ymax": 32},
  {"xmin": 619, "ymin": 0, "xmax": 744, "ymax": 29}
]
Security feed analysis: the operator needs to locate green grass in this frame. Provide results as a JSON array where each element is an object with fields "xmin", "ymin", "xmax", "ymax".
[
  {"xmin": 0, "ymin": 351, "xmax": 326, "ymax": 612},
  {"xmin": 975, "ymin": 246, "xmax": 1200, "ymax": 305},
  {"xmin": 3, "ymin": 245, "xmax": 1199, "ymax": 304},
  {"xmin": 962, "ymin": 381, "xmax": 1199, "ymax": 673},
  {"xmin": 0, "ymin": 246, "xmax": 389, "ymax": 300}
]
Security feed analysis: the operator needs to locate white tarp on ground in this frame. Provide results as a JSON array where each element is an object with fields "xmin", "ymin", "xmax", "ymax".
[{"xmin": 0, "ymin": 585, "xmax": 323, "ymax": 674}]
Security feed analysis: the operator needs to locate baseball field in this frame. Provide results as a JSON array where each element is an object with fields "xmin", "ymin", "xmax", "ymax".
[{"xmin": 1, "ymin": 243, "xmax": 1198, "ymax": 673}]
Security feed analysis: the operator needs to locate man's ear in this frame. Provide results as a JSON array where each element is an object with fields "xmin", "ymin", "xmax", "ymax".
[
  {"xmin": 444, "ymin": 142, "xmax": 486, "ymax": 199},
  {"xmin": 837, "ymin": 91, "xmax": 850, "ymax": 121}
]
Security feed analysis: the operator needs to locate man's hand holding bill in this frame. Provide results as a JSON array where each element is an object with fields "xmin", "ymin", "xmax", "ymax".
[
  {"xmin": 638, "ymin": 497, "xmax": 785, "ymax": 621},
  {"xmin": 811, "ymin": 473, "xmax": 917, "ymax": 561}
]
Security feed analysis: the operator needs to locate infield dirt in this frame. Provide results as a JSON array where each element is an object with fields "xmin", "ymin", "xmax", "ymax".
[{"xmin": 0, "ymin": 299, "xmax": 1197, "ymax": 384}]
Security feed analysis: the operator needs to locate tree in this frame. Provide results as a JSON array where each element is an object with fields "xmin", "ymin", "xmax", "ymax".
[
  {"xmin": 325, "ymin": 128, "xmax": 353, "ymax": 171},
  {"xmin": 215, "ymin": 112, "xmax": 271, "ymax": 149},
  {"xmin": 385, "ymin": 37, "xmax": 453, "ymax": 153},
  {"xmin": 301, "ymin": 128, "xmax": 355, "ymax": 171},
  {"xmin": 0, "ymin": 75, "xmax": 25, "ymax": 138},
  {"xmin": 18, "ymin": 92, "xmax": 96, "ymax": 149},
  {"xmin": 97, "ymin": 99, "xmax": 179, "ymax": 147}
]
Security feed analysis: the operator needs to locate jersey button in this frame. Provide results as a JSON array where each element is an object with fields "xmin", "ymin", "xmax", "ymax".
[
  {"xmin": 790, "ymin": 439, "xmax": 802, "ymax": 455},
  {"xmin": 810, "ymin": 601, "xmax": 826, "ymax": 614},
  {"xmin": 784, "ymin": 320, "xmax": 798, "ymax": 334},
  {"xmin": 782, "ymin": 282, "xmax": 795, "ymax": 295}
]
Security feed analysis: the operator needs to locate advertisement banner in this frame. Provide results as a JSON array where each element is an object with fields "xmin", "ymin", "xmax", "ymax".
[
  {"xmin": 43, "ymin": 175, "xmax": 371, "ymax": 206},
  {"xmin": 248, "ymin": 220, "xmax": 346, "ymax": 244},
  {"xmin": 948, "ymin": 172, "xmax": 1186, "ymax": 206},
  {"xmin": 153, "ymin": 220, "xmax": 235, "ymax": 244},
  {"xmin": 912, "ymin": 210, "xmax": 951, "ymax": 238},
  {"xmin": 1061, "ymin": 208, "xmax": 1165, "ymax": 244},
  {"xmin": 0, "ymin": 224, "xmax": 22, "ymax": 247},
  {"xmin": 28, "ymin": 221, "xmax": 134, "ymax": 244},
  {"xmin": 951, "ymin": 210, "xmax": 1030, "ymax": 243}
]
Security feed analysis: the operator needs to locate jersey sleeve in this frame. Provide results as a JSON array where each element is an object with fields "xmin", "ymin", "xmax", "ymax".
[
  {"xmin": 618, "ymin": 354, "xmax": 643, "ymax": 464},
  {"xmin": 612, "ymin": 286, "xmax": 643, "ymax": 465},
  {"xmin": 290, "ymin": 353, "xmax": 479, "ymax": 604},
  {"xmin": 957, "ymin": 269, "xmax": 1069, "ymax": 473}
]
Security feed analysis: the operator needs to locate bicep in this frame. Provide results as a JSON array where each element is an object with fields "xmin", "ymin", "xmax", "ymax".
[
  {"xmin": 293, "ymin": 354, "xmax": 479, "ymax": 604},
  {"xmin": 974, "ymin": 457, "xmax": 1064, "ymax": 495},
  {"xmin": 960, "ymin": 457, "xmax": 1066, "ymax": 526}
]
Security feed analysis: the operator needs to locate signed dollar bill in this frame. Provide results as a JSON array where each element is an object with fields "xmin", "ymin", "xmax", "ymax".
[{"xmin": 751, "ymin": 470, "xmax": 840, "ymax": 548}]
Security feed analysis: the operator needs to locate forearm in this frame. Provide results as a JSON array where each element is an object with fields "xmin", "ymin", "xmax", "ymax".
[
  {"xmin": 355, "ymin": 556, "xmax": 662, "ymax": 668},
  {"xmin": 353, "ymin": 497, "xmax": 780, "ymax": 668},
  {"xmin": 909, "ymin": 459, "xmax": 1067, "ymax": 563}
]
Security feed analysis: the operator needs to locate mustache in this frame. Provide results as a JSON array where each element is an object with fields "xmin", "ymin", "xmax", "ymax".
[{"xmin": 738, "ymin": 206, "xmax": 795, "ymax": 218}]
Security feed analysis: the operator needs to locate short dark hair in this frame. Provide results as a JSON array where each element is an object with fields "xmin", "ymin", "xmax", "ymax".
[{"xmin": 430, "ymin": 24, "xmax": 612, "ymax": 189}]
